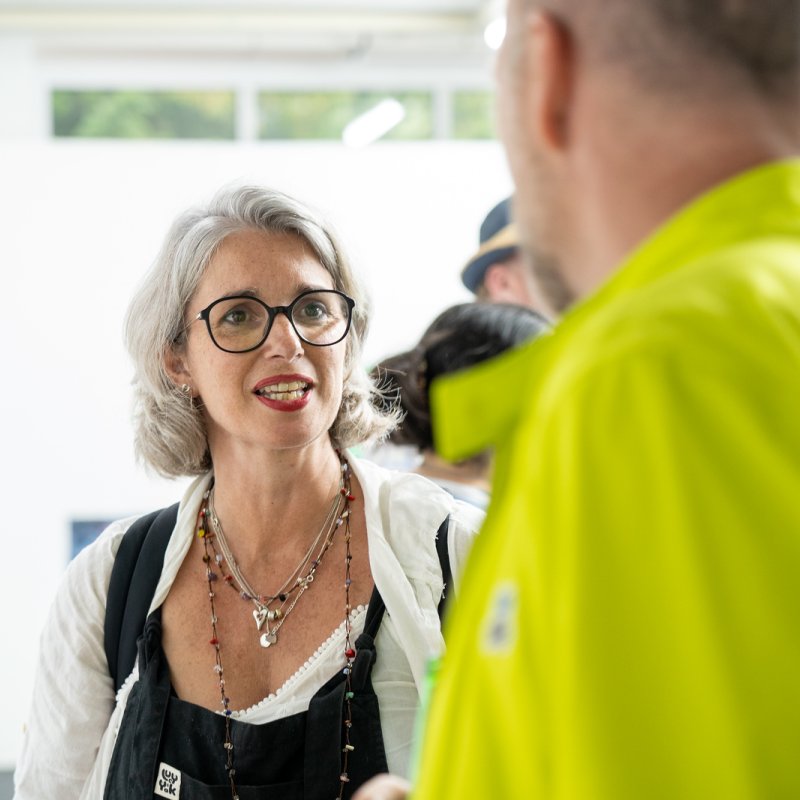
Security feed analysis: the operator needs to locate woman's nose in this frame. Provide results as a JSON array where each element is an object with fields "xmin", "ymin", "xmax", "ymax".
[{"xmin": 262, "ymin": 311, "xmax": 304, "ymax": 359}]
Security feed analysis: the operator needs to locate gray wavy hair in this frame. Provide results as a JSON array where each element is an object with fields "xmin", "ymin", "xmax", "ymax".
[{"xmin": 124, "ymin": 184, "xmax": 398, "ymax": 478}]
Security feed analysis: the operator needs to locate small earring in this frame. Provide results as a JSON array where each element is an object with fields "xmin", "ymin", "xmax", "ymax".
[{"xmin": 181, "ymin": 383, "xmax": 192, "ymax": 396}]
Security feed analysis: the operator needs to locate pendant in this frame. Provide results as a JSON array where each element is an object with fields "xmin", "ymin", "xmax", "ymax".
[
  {"xmin": 260, "ymin": 632, "xmax": 277, "ymax": 648},
  {"xmin": 253, "ymin": 607, "xmax": 268, "ymax": 631}
]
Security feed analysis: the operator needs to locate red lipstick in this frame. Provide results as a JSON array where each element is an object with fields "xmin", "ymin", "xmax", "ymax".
[{"xmin": 253, "ymin": 373, "xmax": 313, "ymax": 412}]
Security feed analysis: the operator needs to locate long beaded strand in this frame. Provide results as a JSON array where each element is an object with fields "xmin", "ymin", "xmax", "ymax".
[
  {"xmin": 338, "ymin": 456, "xmax": 356, "ymax": 798},
  {"xmin": 198, "ymin": 496, "xmax": 240, "ymax": 800}
]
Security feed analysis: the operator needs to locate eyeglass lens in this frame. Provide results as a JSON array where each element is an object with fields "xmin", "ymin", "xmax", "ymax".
[{"xmin": 207, "ymin": 291, "xmax": 350, "ymax": 351}]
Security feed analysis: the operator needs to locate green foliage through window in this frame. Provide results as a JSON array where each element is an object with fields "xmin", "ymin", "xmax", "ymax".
[
  {"xmin": 453, "ymin": 90, "xmax": 495, "ymax": 140},
  {"xmin": 52, "ymin": 90, "xmax": 236, "ymax": 139},
  {"xmin": 258, "ymin": 91, "xmax": 433, "ymax": 141},
  {"xmin": 50, "ymin": 88, "xmax": 495, "ymax": 141}
]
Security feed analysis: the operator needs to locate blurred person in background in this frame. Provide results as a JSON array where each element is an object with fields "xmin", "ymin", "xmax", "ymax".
[
  {"xmin": 461, "ymin": 196, "xmax": 547, "ymax": 313},
  {"xmin": 373, "ymin": 302, "xmax": 549, "ymax": 510},
  {"xmin": 357, "ymin": 0, "xmax": 800, "ymax": 798},
  {"xmin": 14, "ymin": 185, "xmax": 483, "ymax": 800}
]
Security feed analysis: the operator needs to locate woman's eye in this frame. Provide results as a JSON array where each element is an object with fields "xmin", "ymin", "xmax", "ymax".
[
  {"xmin": 299, "ymin": 302, "xmax": 328, "ymax": 320},
  {"xmin": 222, "ymin": 308, "xmax": 249, "ymax": 325}
]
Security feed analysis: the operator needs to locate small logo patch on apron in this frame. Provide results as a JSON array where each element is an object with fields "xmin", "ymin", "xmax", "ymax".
[{"xmin": 154, "ymin": 762, "xmax": 181, "ymax": 798}]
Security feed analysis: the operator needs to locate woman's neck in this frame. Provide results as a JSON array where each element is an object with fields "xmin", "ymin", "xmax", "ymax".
[{"xmin": 208, "ymin": 438, "xmax": 343, "ymax": 563}]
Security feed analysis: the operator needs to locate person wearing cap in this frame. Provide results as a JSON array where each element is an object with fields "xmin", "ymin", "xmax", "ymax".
[{"xmin": 461, "ymin": 197, "xmax": 544, "ymax": 311}]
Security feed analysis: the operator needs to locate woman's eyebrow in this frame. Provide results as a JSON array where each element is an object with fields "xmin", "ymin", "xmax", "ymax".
[
  {"xmin": 214, "ymin": 288, "xmax": 260, "ymax": 300},
  {"xmin": 294, "ymin": 283, "xmax": 332, "ymax": 293},
  {"xmin": 210, "ymin": 284, "xmax": 334, "ymax": 304}
]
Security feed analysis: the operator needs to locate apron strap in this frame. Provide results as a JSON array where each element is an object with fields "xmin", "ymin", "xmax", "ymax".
[{"xmin": 104, "ymin": 610, "xmax": 173, "ymax": 800}]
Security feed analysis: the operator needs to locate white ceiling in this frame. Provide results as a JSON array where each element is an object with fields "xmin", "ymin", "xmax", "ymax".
[
  {"xmin": 1, "ymin": 0, "xmax": 487, "ymax": 8},
  {"xmin": 0, "ymin": 1, "xmax": 503, "ymax": 61},
  {"xmin": 0, "ymin": 0, "xmax": 505, "ymax": 115}
]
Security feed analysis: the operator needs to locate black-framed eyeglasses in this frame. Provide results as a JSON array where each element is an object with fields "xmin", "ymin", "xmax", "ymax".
[{"xmin": 193, "ymin": 289, "xmax": 355, "ymax": 353}]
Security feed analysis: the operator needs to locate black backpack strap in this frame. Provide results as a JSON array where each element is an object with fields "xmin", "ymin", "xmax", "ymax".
[
  {"xmin": 435, "ymin": 514, "xmax": 452, "ymax": 623},
  {"xmin": 104, "ymin": 503, "xmax": 180, "ymax": 692}
]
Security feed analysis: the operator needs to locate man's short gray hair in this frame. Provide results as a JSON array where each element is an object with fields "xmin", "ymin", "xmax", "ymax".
[
  {"xmin": 548, "ymin": 0, "xmax": 799, "ymax": 99},
  {"xmin": 125, "ymin": 185, "xmax": 398, "ymax": 478}
]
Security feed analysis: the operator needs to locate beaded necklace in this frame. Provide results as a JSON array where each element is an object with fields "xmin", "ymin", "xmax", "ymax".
[
  {"xmin": 206, "ymin": 479, "xmax": 345, "ymax": 647},
  {"xmin": 197, "ymin": 453, "xmax": 358, "ymax": 800}
]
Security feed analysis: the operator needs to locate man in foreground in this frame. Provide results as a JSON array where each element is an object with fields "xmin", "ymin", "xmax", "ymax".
[{"xmin": 357, "ymin": 0, "xmax": 800, "ymax": 797}]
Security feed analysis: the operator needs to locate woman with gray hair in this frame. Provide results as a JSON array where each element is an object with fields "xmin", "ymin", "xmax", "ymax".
[{"xmin": 14, "ymin": 186, "xmax": 482, "ymax": 800}]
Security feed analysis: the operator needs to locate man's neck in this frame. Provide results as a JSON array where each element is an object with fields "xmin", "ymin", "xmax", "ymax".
[{"xmin": 564, "ymin": 100, "xmax": 799, "ymax": 303}]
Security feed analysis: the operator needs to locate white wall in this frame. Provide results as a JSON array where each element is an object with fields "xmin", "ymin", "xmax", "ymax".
[{"xmin": 0, "ymin": 138, "xmax": 511, "ymax": 768}]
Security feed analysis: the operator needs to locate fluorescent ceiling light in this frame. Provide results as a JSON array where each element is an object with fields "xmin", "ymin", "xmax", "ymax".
[
  {"xmin": 484, "ymin": 16, "xmax": 506, "ymax": 50},
  {"xmin": 342, "ymin": 99, "xmax": 406, "ymax": 148}
]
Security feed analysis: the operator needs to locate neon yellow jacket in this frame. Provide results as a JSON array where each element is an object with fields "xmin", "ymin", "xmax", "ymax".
[{"xmin": 414, "ymin": 160, "xmax": 800, "ymax": 799}]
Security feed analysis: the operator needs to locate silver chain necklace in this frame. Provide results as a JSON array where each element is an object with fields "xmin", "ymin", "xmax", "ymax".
[{"xmin": 205, "ymin": 466, "xmax": 347, "ymax": 647}]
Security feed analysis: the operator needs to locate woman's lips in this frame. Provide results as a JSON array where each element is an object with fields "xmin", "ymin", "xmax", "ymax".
[
  {"xmin": 253, "ymin": 374, "xmax": 313, "ymax": 411},
  {"xmin": 255, "ymin": 379, "xmax": 308, "ymax": 401}
]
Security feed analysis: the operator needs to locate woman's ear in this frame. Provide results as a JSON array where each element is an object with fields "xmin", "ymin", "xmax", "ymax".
[{"xmin": 164, "ymin": 345, "xmax": 194, "ymax": 394}]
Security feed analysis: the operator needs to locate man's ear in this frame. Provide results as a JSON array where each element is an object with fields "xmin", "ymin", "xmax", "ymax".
[
  {"xmin": 164, "ymin": 345, "xmax": 194, "ymax": 393},
  {"xmin": 529, "ymin": 10, "xmax": 574, "ymax": 152},
  {"xmin": 483, "ymin": 262, "xmax": 515, "ymax": 303}
]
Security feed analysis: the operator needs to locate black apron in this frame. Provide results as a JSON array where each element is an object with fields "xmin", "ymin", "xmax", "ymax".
[{"xmin": 104, "ymin": 587, "xmax": 389, "ymax": 800}]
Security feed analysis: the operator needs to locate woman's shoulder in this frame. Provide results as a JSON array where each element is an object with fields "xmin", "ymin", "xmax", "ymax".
[
  {"xmin": 77, "ymin": 476, "xmax": 210, "ymax": 590},
  {"xmin": 351, "ymin": 455, "xmax": 455, "ymax": 523},
  {"xmin": 447, "ymin": 495, "xmax": 486, "ymax": 535},
  {"xmin": 348, "ymin": 454, "xmax": 483, "ymax": 576},
  {"xmin": 351, "ymin": 453, "xmax": 483, "ymax": 519}
]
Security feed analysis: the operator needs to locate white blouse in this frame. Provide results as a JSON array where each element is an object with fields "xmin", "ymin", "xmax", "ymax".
[{"xmin": 13, "ymin": 455, "xmax": 483, "ymax": 800}]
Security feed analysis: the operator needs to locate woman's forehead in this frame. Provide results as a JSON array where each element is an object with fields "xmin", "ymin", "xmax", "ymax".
[{"xmin": 199, "ymin": 229, "xmax": 334, "ymax": 298}]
